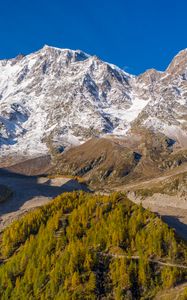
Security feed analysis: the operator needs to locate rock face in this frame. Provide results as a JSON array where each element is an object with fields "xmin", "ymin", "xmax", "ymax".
[
  {"xmin": 0, "ymin": 45, "xmax": 187, "ymax": 157},
  {"xmin": 133, "ymin": 50, "xmax": 187, "ymax": 147}
]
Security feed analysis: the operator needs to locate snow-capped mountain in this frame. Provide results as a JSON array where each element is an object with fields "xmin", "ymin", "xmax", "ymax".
[
  {"xmin": 0, "ymin": 45, "xmax": 187, "ymax": 157},
  {"xmin": 133, "ymin": 50, "xmax": 187, "ymax": 147}
]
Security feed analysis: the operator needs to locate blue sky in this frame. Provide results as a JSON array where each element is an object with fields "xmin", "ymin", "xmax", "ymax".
[{"xmin": 0, "ymin": 0, "xmax": 187, "ymax": 74}]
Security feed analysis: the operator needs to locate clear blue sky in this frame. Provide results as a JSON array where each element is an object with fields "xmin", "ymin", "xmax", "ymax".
[{"xmin": 1, "ymin": 0, "xmax": 187, "ymax": 74}]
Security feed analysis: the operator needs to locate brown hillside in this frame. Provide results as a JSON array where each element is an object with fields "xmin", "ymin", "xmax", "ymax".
[{"xmin": 53, "ymin": 129, "xmax": 184, "ymax": 188}]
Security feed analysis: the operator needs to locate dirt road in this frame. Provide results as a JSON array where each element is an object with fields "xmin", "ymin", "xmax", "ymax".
[{"xmin": 100, "ymin": 252, "xmax": 187, "ymax": 269}]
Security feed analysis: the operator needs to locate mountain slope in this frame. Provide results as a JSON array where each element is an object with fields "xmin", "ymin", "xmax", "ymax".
[
  {"xmin": 0, "ymin": 46, "xmax": 187, "ymax": 158},
  {"xmin": 51, "ymin": 129, "xmax": 187, "ymax": 189},
  {"xmin": 0, "ymin": 192, "xmax": 187, "ymax": 299},
  {"xmin": 0, "ymin": 46, "xmax": 137, "ymax": 156},
  {"xmin": 132, "ymin": 50, "xmax": 187, "ymax": 147}
]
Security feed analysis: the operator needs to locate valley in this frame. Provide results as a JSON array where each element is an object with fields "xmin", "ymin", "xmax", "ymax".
[
  {"xmin": 0, "ymin": 170, "xmax": 88, "ymax": 231},
  {"xmin": 1, "ymin": 155, "xmax": 187, "ymax": 243},
  {"xmin": 1, "ymin": 45, "xmax": 187, "ymax": 299}
]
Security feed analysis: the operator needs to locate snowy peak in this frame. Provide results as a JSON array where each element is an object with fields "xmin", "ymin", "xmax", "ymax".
[
  {"xmin": 0, "ymin": 46, "xmax": 187, "ymax": 157},
  {"xmin": 166, "ymin": 49, "xmax": 187, "ymax": 76},
  {"xmin": 38, "ymin": 45, "xmax": 90, "ymax": 64},
  {"xmin": 132, "ymin": 49, "xmax": 187, "ymax": 146},
  {"xmin": 0, "ymin": 46, "xmax": 134, "ymax": 156}
]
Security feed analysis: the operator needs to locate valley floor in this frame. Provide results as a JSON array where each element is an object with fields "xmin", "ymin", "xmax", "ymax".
[
  {"xmin": 1, "ymin": 166, "xmax": 187, "ymax": 242},
  {"xmin": 0, "ymin": 172, "xmax": 88, "ymax": 231},
  {"xmin": 137, "ymin": 203, "xmax": 187, "ymax": 241},
  {"xmin": 113, "ymin": 162, "xmax": 187, "ymax": 240}
]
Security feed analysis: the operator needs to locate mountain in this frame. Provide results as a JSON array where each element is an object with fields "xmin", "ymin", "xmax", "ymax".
[
  {"xmin": 52, "ymin": 130, "xmax": 187, "ymax": 189},
  {"xmin": 1, "ymin": 45, "xmax": 187, "ymax": 158},
  {"xmin": 133, "ymin": 51, "xmax": 187, "ymax": 148},
  {"xmin": 0, "ymin": 45, "xmax": 134, "ymax": 157},
  {"xmin": 1, "ymin": 192, "xmax": 187, "ymax": 299}
]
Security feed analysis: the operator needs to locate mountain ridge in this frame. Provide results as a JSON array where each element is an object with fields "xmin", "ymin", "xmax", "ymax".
[{"xmin": 0, "ymin": 45, "xmax": 187, "ymax": 158}]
